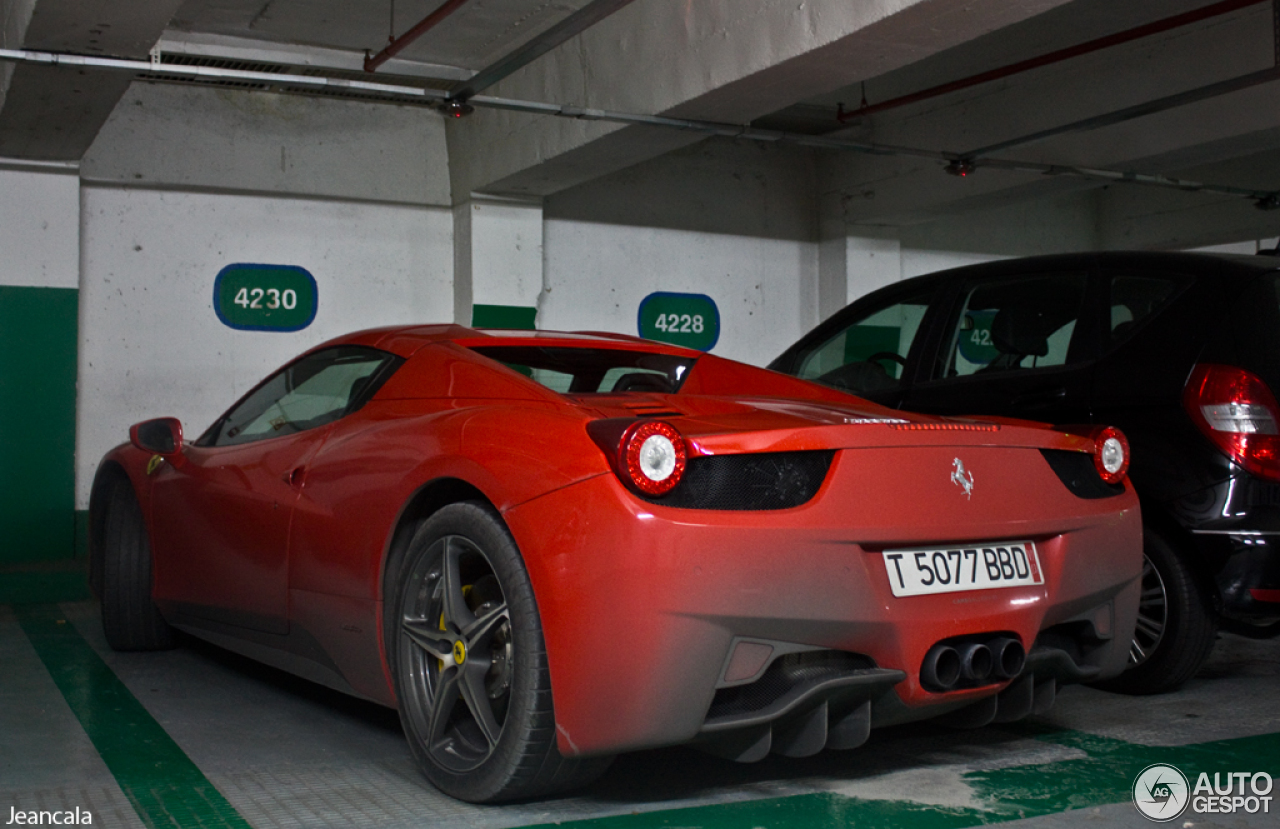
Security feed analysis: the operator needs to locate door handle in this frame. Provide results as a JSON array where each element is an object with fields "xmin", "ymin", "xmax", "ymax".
[{"xmin": 283, "ymin": 467, "xmax": 306, "ymax": 489}]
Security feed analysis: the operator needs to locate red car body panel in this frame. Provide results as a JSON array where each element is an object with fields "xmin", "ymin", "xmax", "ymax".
[{"xmin": 94, "ymin": 326, "xmax": 1142, "ymax": 758}]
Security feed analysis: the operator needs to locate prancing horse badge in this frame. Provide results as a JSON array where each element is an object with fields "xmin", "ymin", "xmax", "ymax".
[{"xmin": 951, "ymin": 458, "xmax": 974, "ymax": 499}]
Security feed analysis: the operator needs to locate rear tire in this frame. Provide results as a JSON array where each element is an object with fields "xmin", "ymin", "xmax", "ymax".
[
  {"xmin": 100, "ymin": 481, "xmax": 176, "ymax": 651},
  {"xmin": 387, "ymin": 502, "xmax": 611, "ymax": 803},
  {"xmin": 1094, "ymin": 530, "xmax": 1216, "ymax": 695}
]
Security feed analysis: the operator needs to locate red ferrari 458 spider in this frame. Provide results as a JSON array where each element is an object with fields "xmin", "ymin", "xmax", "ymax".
[{"xmin": 91, "ymin": 325, "xmax": 1141, "ymax": 802}]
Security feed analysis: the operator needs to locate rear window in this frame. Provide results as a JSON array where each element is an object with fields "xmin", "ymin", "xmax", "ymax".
[
  {"xmin": 468, "ymin": 346, "xmax": 695, "ymax": 394},
  {"xmin": 1108, "ymin": 274, "xmax": 1184, "ymax": 348}
]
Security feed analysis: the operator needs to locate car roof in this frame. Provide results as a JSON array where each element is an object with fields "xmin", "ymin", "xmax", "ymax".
[
  {"xmin": 908, "ymin": 250, "xmax": 1280, "ymax": 282},
  {"xmin": 316, "ymin": 324, "xmax": 703, "ymax": 360}
]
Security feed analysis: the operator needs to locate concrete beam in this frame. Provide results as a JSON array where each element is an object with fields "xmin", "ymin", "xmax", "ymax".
[
  {"xmin": 1095, "ymin": 147, "xmax": 1280, "ymax": 249},
  {"xmin": 815, "ymin": 1, "xmax": 1279, "ymax": 230},
  {"xmin": 445, "ymin": 0, "xmax": 1072, "ymax": 200},
  {"xmin": 80, "ymin": 82, "xmax": 450, "ymax": 206},
  {"xmin": 0, "ymin": 0, "xmax": 184, "ymax": 160}
]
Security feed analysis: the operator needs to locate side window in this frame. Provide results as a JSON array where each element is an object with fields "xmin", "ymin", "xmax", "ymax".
[
  {"xmin": 1109, "ymin": 274, "xmax": 1181, "ymax": 347},
  {"xmin": 941, "ymin": 273, "xmax": 1088, "ymax": 377},
  {"xmin": 794, "ymin": 290, "xmax": 933, "ymax": 395},
  {"xmin": 205, "ymin": 346, "xmax": 399, "ymax": 447}
]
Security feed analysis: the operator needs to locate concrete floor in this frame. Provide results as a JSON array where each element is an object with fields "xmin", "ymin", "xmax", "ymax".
[{"xmin": 2, "ymin": 600, "xmax": 1278, "ymax": 829}]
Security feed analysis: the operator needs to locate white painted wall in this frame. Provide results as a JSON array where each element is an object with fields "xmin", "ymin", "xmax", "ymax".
[
  {"xmin": 76, "ymin": 186, "xmax": 452, "ymax": 506},
  {"xmin": 542, "ymin": 220, "xmax": 815, "ymax": 367},
  {"xmin": 0, "ymin": 165, "xmax": 79, "ymax": 288},
  {"xmin": 68, "ymin": 80, "xmax": 456, "ymax": 510},
  {"xmin": 540, "ymin": 139, "xmax": 818, "ymax": 366}
]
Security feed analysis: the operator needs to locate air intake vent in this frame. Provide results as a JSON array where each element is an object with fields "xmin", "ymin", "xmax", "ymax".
[
  {"xmin": 135, "ymin": 54, "xmax": 450, "ymax": 104},
  {"xmin": 641, "ymin": 450, "xmax": 834, "ymax": 510},
  {"xmin": 158, "ymin": 54, "xmax": 290, "ymax": 73},
  {"xmin": 1039, "ymin": 449, "xmax": 1125, "ymax": 499}
]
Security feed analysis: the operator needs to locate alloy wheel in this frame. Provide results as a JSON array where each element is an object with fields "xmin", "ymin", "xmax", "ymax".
[
  {"xmin": 399, "ymin": 535, "xmax": 513, "ymax": 773},
  {"xmin": 1129, "ymin": 553, "xmax": 1168, "ymax": 666}
]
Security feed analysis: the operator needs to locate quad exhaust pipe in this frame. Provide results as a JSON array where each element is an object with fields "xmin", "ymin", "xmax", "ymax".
[{"xmin": 921, "ymin": 635, "xmax": 1025, "ymax": 692}]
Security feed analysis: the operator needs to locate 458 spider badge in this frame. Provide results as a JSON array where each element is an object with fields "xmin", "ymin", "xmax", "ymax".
[{"xmin": 951, "ymin": 458, "xmax": 974, "ymax": 499}]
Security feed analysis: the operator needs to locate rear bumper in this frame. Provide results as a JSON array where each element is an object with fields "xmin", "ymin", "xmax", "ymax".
[
  {"xmin": 505, "ymin": 447, "xmax": 1142, "ymax": 758},
  {"xmin": 1169, "ymin": 474, "xmax": 1280, "ymax": 622},
  {"xmin": 1205, "ymin": 534, "xmax": 1280, "ymax": 622}
]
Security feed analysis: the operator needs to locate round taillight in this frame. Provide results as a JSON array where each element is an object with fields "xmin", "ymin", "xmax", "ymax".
[
  {"xmin": 621, "ymin": 421, "xmax": 687, "ymax": 496},
  {"xmin": 1093, "ymin": 426, "xmax": 1130, "ymax": 484}
]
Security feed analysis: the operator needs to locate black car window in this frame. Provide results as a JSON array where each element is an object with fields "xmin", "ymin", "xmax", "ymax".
[
  {"xmin": 202, "ymin": 346, "xmax": 400, "ymax": 447},
  {"xmin": 940, "ymin": 273, "xmax": 1088, "ymax": 378},
  {"xmin": 1108, "ymin": 274, "xmax": 1182, "ymax": 348},
  {"xmin": 468, "ymin": 346, "xmax": 695, "ymax": 394},
  {"xmin": 792, "ymin": 289, "xmax": 933, "ymax": 395}
]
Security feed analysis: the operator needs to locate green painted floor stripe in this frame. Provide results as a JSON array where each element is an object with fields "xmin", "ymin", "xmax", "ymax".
[
  {"xmin": 16, "ymin": 604, "xmax": 254, "ymax": 829},
  {"xmin": 536, "ymin": 723, "xmax": 1280, "ymax": 829},
  {"xmin": 0, "ymin": 569, "xmax": 92, "ymax": 604}
]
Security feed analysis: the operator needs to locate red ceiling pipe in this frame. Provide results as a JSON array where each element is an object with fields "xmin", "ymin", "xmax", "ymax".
[
  {"xmin": 364, "ymin": 0, "xmax": 470, "ymax": 72},
  {"xmin": 838, "ymin": 0, "xmax": 1267, "ymax": 121}
]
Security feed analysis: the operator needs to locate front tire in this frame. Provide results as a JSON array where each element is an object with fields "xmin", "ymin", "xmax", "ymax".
[
  {"xmin": 1095, "ymin": 529, "xmax": 1216, "ymax": 695},
  {"xmin": 388, "ymin": 502, "xmax": 610, "ymax": 802},
  {"xmin": 100, "ymin": 481, "xmax": 176, "ymax": 651}
]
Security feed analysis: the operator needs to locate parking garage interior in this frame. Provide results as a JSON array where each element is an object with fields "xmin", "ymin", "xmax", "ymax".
[{"xmin": 3, "ymin": 1, "xmax": 1280, "ymax": 827}]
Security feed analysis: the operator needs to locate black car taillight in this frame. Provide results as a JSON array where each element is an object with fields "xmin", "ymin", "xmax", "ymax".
[{"xmin": 1184, "ymin": 363, "xmax": 1280, "ymax": 482}]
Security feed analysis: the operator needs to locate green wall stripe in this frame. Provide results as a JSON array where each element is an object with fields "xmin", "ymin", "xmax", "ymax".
[
  {"xmin": 472, "ymin": 303, "xmax": 537, "ymax": 330},
  {"xmin": 16, "ymin": 604, "xmax": 253, "ymax": 829},
  {"xmin": 76, "ymin": 509, "xmax": 90, "ymax": 559},
  {"xmin": 534, "ymin": 722, "xmax": 1280, "ymax": 829},
  {"xmin": 0, "ymin": 285, "xmax": 78, "ymax": 564}
]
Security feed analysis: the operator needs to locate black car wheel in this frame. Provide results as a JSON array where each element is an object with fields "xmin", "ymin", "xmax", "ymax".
[
  {"xmin": 100, "ymin": 480, "xmax": 176, "ymax": 651},
  {"xmin": 1095, "ymin": 530, "xmax": 1217, "ymax": 695},
  {"xmin": 389, "ymin": 502, "xmax": 610, "ymax": 802}
]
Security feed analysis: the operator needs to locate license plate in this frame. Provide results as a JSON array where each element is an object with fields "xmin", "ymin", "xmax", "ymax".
[{"xmin": 882, "ymin": 542, "xmax": 1043, "ymax": 597}]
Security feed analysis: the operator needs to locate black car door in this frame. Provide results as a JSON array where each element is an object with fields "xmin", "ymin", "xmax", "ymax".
[{"xmin": 900, "ymin": 266, "xmax": 1104, "ymax": 424}]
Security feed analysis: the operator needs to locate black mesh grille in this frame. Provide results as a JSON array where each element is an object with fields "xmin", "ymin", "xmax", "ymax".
[
  {"xmin": 708, "ymin": 651, "xmax": 875, "ymax": 719},
  {"xmin": 1039, "ymin": 449, "xmax": 1125, "ymax": 499},
  {"xmin": 642, "ymin": 450, "xmax": 834, "ymax": 510}
]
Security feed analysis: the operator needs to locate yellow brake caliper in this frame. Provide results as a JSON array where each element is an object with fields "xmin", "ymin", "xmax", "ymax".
[{"xmin": 438, "ymin": 584, "xmax": 472, "ymax": 671}]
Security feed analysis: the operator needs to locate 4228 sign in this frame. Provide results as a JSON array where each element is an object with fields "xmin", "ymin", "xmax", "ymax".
[
  {"xmin": 637, "ymin": 291, "xmax": 720, "ymax": 351},
  {"xmin": 214, "ymin": 264, "xmax": 318, "ymax": 332}
]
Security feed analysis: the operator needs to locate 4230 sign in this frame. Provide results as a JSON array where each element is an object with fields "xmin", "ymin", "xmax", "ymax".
[{"xmin": 214, "ymin": 263, "xmax": 318, "ymax": 332}]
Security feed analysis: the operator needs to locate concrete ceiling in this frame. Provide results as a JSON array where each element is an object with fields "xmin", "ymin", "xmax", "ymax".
[
  {"xmin": 167, "ymin": 0, "xmax": 597, "ymax": 70},
  {"xmin": 2, "ymin": 0, "xmax": 1279, "ymax": 245}
]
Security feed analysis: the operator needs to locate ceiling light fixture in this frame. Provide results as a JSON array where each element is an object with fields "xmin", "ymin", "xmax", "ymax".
[{"xmin": 439, "ymin": 99, "xmax": 474, "ymax": 118}]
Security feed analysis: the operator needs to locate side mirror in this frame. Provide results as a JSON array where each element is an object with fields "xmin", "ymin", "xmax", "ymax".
[{"xmin": 130, "ymin": 417, "xmax": 184, "ymax": 456}]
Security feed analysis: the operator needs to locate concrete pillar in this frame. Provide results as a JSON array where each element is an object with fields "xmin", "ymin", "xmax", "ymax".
[
  {"xmin": 453, "ymin": 196, "xmax": 545, "ymax": 328},
  {"xmin": 818, "ymin": 217, "xmax": 903, "ymax": 321}
]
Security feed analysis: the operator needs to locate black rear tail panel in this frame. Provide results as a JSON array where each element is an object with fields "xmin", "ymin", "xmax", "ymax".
[
  {"xmin": 1039, "ymin": 449, "xmax": 1125, "ymax": 499},
  {"xmin": 641, "ymin": 450, "xmax": 835, "ymax": 510}
]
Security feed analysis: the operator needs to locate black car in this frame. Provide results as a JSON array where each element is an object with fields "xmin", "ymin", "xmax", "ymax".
[{"xmin": 769, "ymin": 251, "xmax": 1280, "ymax": 694}]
